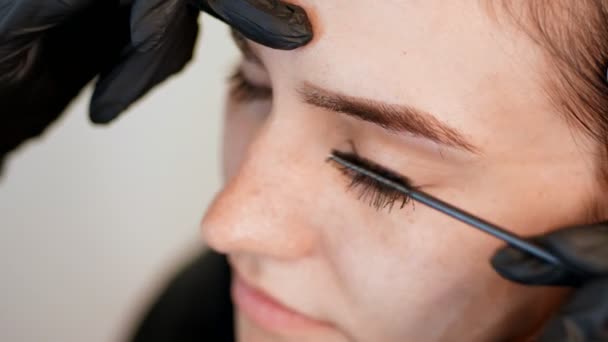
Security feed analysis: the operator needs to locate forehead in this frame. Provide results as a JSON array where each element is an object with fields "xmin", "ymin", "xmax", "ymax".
[
  {"xmin": 259, "ymin": 0, "xmax": 571, "ymax": 154},
  {"xmin": 286, "ymin": 0, "xmax": 529, "ymax": 95},
  {"xmin": 291, "ymin": 0, "xmax": 536, "ymax": 103}
]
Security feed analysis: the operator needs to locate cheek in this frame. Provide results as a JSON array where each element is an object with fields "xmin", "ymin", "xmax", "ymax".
[
  {"xmin": 320, "ymin": 201, "xmax": 464, "ymax": 336},
  {"xmin": 321, "ymin": 192, "xmax": 561, "ymax": 340}
]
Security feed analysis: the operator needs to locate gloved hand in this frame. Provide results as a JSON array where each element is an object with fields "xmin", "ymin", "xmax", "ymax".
[
  {"xmin": 492, "ymin": 223, "xmax": 608, "ymax": 341},
  {"xmin": 0, "ymin": 0, "xmax": 312, "ymax": 171},
  {"xmin": 0, "ymin": 0, "xmax": 199, "ymax": 164}
]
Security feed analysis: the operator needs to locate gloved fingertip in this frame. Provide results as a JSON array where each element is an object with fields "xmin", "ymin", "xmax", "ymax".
[
  {"xmin": 131, "ymin": 0, "xmax": 199, "ymax": 53},
  {"xmin": 130, "ymin": 0, "xmax": 169, "ymax": 52},
  {"xmin": 491, "ymin": 245, "xmax": 578, "ymax": 286},
  {"xmin": 491, "ymin": 247, "xmax": 529, "ymax": 274},
  {"xmin": 201, "ymin": 0, "xmax": 313, "ymax": 51},
  {"xmin": 90, "ymin": 103, "xmax": 125, "ymax": 124}
]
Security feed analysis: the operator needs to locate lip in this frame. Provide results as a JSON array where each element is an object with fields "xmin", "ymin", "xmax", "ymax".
[{"xmin": 231, "ymin": 273, "xmax": 332, "ymax": 334}]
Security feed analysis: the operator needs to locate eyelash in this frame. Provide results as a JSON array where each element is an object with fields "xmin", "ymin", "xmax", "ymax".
[
  {"xmin": 228, "ymin": 68, "xmax": 414, "ymax": 212},
  {"xmin": 228, "ymin": 68, "xmax": 273, "ymax": 102},
  {"xmin": 329, "ymin": 149, "xmax": 417, "ymax": 212}
]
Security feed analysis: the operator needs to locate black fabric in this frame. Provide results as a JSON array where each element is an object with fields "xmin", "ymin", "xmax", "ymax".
[
  {"xmin": 196, "ymin": 0, "xmax": 312, "ymax": 50},
  {"xmin": 130, "ymin": 250, "xmax": 234, "ymax": 342}
]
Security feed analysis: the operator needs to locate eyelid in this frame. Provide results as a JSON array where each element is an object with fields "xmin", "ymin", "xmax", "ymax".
[
  {"xmin": 228, "ymin": 67, "xmax": 273, "ymax": 102},
  {"xmin": 328, "ymin": 149, "xmax": 416, "ymax": 212}
]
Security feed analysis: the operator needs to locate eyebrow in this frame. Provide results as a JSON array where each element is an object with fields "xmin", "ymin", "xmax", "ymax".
[
  {"xmin": 298, "ymin": 83, "xmax": 480, "ymax": 154},
  {"xmin": 230, "ymin": 29, "xmax": 479, "ymax": 154}
]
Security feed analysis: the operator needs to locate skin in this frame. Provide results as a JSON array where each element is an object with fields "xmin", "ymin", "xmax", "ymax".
[{"xmin": 201, "ymin": 0, "xmax": 601, "ymax": 341}]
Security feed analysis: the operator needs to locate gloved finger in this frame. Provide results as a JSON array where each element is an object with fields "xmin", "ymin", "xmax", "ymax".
[
  {"xmin": 196, "ymin": 0, "xmax": 313, "ymax": 50},
  {"xmin": 492, "ymin": 223, "xmax": 608, "ymax": 286},
  {"xmin": 89, "ymin": 2, "xmax": 199, "ymax": 123},
  {"xmin": 131, "ymin": 0, "xmax": 194, "ymax": 52},
  {"xmin": 540, "ymin": 223, "xmax": 608, "ymax": 275},
  {"xmin": 491, "ymin": 241, "xmax": 578, "ymax": 286},
  {"xmin": 0, "ymin": 0, "xmax": 98, "ymax": 37},
  {"xmin": 538, "ymin": 278, "xmax": 608, "ymax": 342}
]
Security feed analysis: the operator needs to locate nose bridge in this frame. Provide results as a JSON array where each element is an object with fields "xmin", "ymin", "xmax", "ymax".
[{"xmin": 202, "ymin": 122, "xmax": 318, "ymax": 259}]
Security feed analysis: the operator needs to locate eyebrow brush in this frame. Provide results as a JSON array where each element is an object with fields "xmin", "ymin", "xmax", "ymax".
[{"xmin": 328, "ymin": 151, "xmax": 564, "ymax": 267}]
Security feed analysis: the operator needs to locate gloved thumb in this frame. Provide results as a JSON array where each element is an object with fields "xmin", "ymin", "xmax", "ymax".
[
  {"xmin": 130, "ymin": 0, "xmax": 191, "ymax": 52},
  {"xmin": 491, "ymin": 239, "xmax": 574, "ymax": 286},
  {"xmin": 491, "ymin": 223, "xmax": 608, "ymax": 287},
  {"xmin": 197, "ymin": 0, "xmax": 313, "ymax": 50}
]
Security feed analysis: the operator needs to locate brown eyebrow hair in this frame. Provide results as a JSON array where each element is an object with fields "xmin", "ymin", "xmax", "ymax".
[
  {"xmin": 298, "ymin": 82, "xmax": 480, "ymax": 154},
  {"xmin": 230, "ymin": 29, "xmax": 479, "ymax": 154}
]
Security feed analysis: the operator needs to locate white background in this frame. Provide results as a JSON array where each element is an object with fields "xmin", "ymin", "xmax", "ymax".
[{"xmin": 0, "ymin": 14, "xmax": 237, "ymax": 342}]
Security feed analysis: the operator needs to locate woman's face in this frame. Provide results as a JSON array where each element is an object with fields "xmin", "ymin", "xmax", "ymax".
[{"xmin": 201, "ymin": 1, "xmax": 599, "ymax": 341}]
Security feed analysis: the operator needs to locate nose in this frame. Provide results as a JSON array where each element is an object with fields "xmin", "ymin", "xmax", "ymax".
[{"xmin": 201, "ymin": 134, "xmax": 320, "ymax": 260}]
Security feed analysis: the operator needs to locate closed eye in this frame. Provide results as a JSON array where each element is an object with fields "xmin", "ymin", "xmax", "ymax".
[
  {"xmin": 328, "ymin": 149, "xmax": 418, "ymax": 212},
  {"xmin": 228, "ymin": 67, "xmax": 273, "ymax": 103}
]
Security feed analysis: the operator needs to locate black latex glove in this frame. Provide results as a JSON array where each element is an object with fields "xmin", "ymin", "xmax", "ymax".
[
  {"xmin": 0, "ymin": 0, "xmax": 199, "ymax": 165},
  {"xmin": 0, "ymin": 0, "xmax": 312, "ymax": 171},
  {"xmin": 492, "ymin": 223, "xmax": 608, "ymax": 341},
  {"xmin": 197, "ymin": 0, "xmax": 313, "ymax": 50}
]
